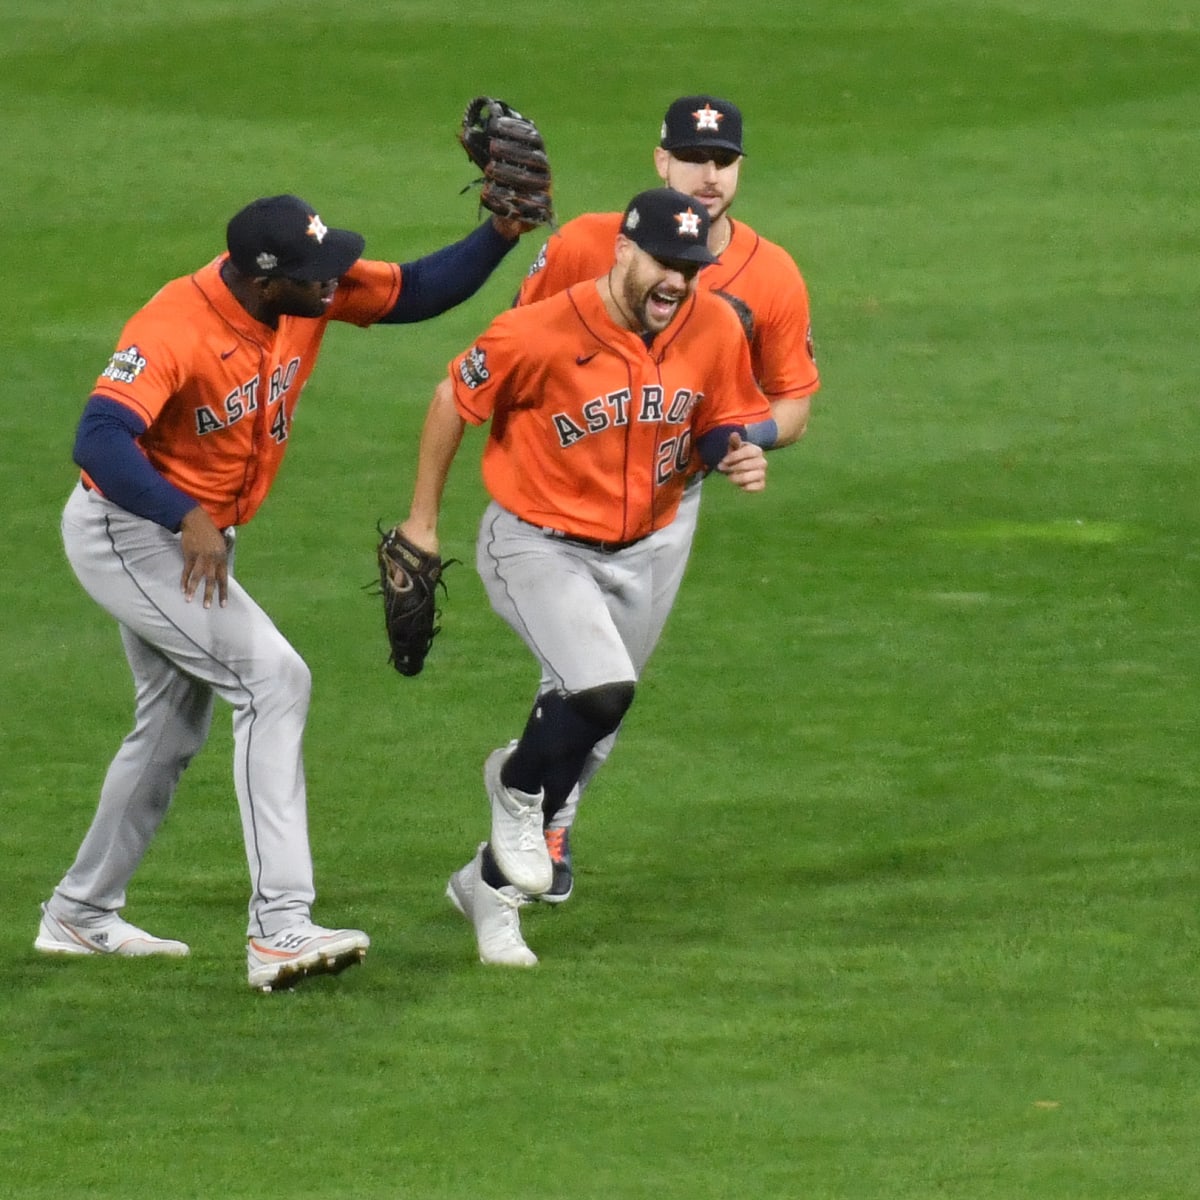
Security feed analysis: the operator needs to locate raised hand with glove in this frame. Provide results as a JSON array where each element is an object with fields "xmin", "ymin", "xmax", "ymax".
[{"xmin": 459, "ymin": 96, "xmax": 555, "ymax": 229}]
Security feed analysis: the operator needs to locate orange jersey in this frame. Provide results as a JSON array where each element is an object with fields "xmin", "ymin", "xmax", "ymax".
[
  {"xmin": 86, "ymin": 255, "xmax": 402, "ymax": 527},
  {"xmin": 449, "ymin": 282, "xmax": 771, "ymax": 544},
  {"xmin": 517, "ymin": 211, "xmax": 819, "ymax": 401}
]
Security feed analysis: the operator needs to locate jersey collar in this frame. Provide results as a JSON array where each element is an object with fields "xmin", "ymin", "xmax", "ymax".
[{"xmin": 192, "ymin": 255, "xmax": 278, "ymax": 345}]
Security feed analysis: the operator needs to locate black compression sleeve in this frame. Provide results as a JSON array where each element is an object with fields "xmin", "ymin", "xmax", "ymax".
[
  {"xmin": 377, "ymin": 220, "xmax": 517, "ymax": 324},
  {"xmin": 73, "ymin": 395, "xmax": 198, "ymax": 530}
]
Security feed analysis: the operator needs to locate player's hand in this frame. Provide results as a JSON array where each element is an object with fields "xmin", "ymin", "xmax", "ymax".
[
  {"xmin": 489, "ymin": 214, "xmax": 536, "ymax": 240},
  {"xmin": 179, "ymin": 506, "xmax": 229, "ymax": 608},
  {"xmin": 717, "ymin": 431, "xmax": 768, "ymax": 492}
]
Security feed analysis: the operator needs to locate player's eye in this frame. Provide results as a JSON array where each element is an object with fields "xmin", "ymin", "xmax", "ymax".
[
  {"xmin": 674, "ymin": 149, "xmax": 740, "ymax": 169},
  {"xmin": 652, "ymin": 258, "xmax": 701, "ymax": 281}
]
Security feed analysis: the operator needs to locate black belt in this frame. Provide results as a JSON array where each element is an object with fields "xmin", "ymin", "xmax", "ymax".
[{"xmin": 522, "ymin": 520, "xmax": 647, "ymax": 555}]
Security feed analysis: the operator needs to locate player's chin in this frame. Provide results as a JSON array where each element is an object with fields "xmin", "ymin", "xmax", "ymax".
[{"xmin": 283, "ymin": 298, "xmax": 331, "ymax": 319}]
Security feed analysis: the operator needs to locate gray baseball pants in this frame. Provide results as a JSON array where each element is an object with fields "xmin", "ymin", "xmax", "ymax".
[{"xmin": 51, "ymin": 484, "xmax": 317, "ymax": 939}]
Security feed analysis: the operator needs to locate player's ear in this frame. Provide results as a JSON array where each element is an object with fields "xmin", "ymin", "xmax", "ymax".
[{"xmin": 652, "ymin": 146, "xmax": 671, "ymax": 182}]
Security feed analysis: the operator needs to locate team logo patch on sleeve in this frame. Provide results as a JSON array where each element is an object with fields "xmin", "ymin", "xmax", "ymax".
[
  {"xmin": 101, "ymin": 345, "xmax": 148, "ymax": 385},
  {"xmin": 458, "ymin": 346, "xmax": 490, "ymax": 390},
  {"xmin": 526, "ymin": 243, "xmax": 548, "ymax": 277}
]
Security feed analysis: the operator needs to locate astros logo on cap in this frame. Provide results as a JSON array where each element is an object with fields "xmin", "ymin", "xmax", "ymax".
[
  {"xmin": 692, "ymin": 104, "xmax": 724, "ymax": 131},
  {"xmin": 306, "ymin": 214, "xmax": 328, "ymax": 243},
  {"xmin": 674, "ymin": 208, "xmax": 703, "ymax": 238}
]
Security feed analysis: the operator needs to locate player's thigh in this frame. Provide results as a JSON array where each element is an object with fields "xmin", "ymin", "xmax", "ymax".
[
  {"xmin": 119, "ymin": 624, "xmax": 216, "ymax": 749},
  {"xmin": 650, "ymin": 479, "xmax": 703, "ymax": 612},
  {"xmin": 477, "ymin": 506, "xmax": 634, "ymax": 692},
  {"xmin": 63, "ymin": 488, "xmax": 306, "ymax": 699}
]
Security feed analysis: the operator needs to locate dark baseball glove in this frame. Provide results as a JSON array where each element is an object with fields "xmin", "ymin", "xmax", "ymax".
[
  {"xmin": 459, "ymin": 96, "xmax": 554, "ymax": 226},
  {"xmin": 376, "ymin": 524, "xmax": 454, "ymax": 677}
]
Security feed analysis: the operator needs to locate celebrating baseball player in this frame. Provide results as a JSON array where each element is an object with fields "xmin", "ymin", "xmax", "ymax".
[
  {"xmin": 394, "ymin": 187, "xmax": 772, "ymax": 965},
  {"xmin": 37, "ymin": 102, "xmax": 554, "ymax": 993},
  {"xmin": 516, "ymin": 94, "xmax": 821, "ymax": 902}
]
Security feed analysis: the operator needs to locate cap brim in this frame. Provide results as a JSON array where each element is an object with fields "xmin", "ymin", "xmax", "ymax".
[
  {"xmin": 662, "ymin": 139, "xmax": 745, "ymax": 156},
  {"xmin": 289, "ymin": 228, "xmax": 365, "ymax": 280},
  {"xmin": 639, "ymin": 243, "xmax": 720, "ymax": 266}
]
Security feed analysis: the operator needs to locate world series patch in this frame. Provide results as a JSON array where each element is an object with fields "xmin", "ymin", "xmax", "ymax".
[
  {"xmin": 459, "ymin": 346, "xmax": 490, "ymax": 390},
  {"xmin": 526, "ymin": 243, "xmax": 547, "ymax": 277},
  {"xmin": 102, "ymin": 345, "xmax": 148, "ymax": 385}
]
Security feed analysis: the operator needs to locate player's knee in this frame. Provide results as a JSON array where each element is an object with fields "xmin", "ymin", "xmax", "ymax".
[
  {"xmin": 284, "ymin": 653, "xmax": 312, "ymax": 704},
  {"xmin": 262, "ymin": 644, "xmax": 312, "ymax": 708},
  {"xmin": 565, "ymin": 681, "xmax": 635, "ymax": 737}
]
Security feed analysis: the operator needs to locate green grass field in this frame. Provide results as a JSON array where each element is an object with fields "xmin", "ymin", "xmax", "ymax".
[{"xmin": 3, "ymin": 2, "xmax": 1198, "ymax": 1197}]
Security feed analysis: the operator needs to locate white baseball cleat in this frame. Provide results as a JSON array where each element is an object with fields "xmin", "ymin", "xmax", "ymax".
[
  {"xmin": 446, "ymin": 844, "xmax": 537, "ymax": 967},
  {"xmin": 34, "ymin": 903, "xmax": 190, "ymax": 957},
  {"xmin": 485, "ymin": 744, "xmax": 552, "ymax": 896},
  {"xmin": 246, "ymin": 923, "xmax": 369, "ymax": 992}
]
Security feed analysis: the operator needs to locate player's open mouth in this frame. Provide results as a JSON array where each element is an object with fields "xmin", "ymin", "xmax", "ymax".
[{"xmin": 647, "ymin": 288, "xmax": 681, "ymax": 320}]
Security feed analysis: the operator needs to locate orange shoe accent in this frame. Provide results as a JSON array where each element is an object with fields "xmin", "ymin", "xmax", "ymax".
[{"xmin": 544, "ymin": 827, "xmax": 568, "ymax": 863}]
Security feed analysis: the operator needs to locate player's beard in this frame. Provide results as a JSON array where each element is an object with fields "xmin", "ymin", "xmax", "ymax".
[
  {"xmin": 622, "ymin": 265, "xmax": 692, "ymax": 336},
  {"xmin": 663, "ymin": 166, "xmax": 736, "ymax": 227},
  {"xmin": 694, "ymin": 193, "xmax": 732, "ymax": 225},
  {"xmin": 270, "ymin": 278, "xmax": 338, "ymax": 320}
]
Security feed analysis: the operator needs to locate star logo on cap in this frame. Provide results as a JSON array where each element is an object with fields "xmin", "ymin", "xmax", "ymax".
[
  {"xmin": 306, "ymin": 214, "xmax": 328, "ymax": 243},
  {"xmin": 675, "ymin": 208, "xmax": 702, "ymax": 238},
  {"xmin": 693, "ymin": 104, "xmax": 724, "ymax": 131}
]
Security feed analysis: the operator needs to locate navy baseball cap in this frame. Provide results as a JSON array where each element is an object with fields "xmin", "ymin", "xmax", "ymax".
[
  {"xmin": 659, "ymin": 95, "xmax": 745, "ymax": 156},
  {"xmin": 226, "ymin": 195, "xmax": 365, "ymax": 280},
  {"xmin": 620, "ymin": 188, "xmax": 718, "ymax": 265}
]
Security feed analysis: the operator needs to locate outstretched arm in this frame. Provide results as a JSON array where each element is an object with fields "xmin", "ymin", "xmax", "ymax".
[
  {"xmin": 379, "ymin": 219, "xmax": 522, "ymax": 324},
  {"xmin": 400, "ymin": 376, "xmax": 467, "ymax": 554}
]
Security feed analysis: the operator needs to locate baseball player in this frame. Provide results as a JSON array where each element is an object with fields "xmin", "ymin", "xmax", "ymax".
[
  {"xmin": 39, "ymin": 193, "xmax": 537, "ymax": 992},
  {"xmin": 396, "ymin": 188, "xmax": 772, "ymax": 965},
  {"xmin": 516, "ymin": 94, "xmax": 821, "ymax": 901}
]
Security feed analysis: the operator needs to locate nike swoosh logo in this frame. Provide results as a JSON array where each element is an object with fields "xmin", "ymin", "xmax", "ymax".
[
  {"xmin": 576, "ymin": 352, "xmax": 598, "ymax": 366},
  {"xmin": 221, "ymin": 347, "xmax": 238, "ymax": 360}
]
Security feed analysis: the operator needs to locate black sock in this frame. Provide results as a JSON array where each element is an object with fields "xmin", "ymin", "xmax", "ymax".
[
  {"xmin": 502, "ymin": 691, "xmax": 609, "ymax": 799},
  {"xmin": 481, "ymin": 843, "xmax": 511, "ymax": 889}
]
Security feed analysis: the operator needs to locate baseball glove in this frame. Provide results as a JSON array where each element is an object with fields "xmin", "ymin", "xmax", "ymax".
[
  {"xmin": 459, "ymin": 96, "xmax": 554, "ymax": 226},
  {"xmin": 376, "ymin": 524, "xmax": 454, "ymax": 677}
]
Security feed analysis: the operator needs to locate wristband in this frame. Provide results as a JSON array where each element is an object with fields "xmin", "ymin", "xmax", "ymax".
[{"xmin": 744, "ymin": 417, "xmax": 779, "ymax": 450}]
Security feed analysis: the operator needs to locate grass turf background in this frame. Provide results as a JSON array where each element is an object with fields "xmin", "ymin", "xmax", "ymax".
[{"xmin": 2, "ymin": 1, "xmax": 1198, "ymax": 1197}]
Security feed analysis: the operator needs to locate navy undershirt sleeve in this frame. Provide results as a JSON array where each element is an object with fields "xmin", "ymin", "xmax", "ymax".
[
  {"xmin": 378, "ymin": 220, "xmax": 517, "ymax": 324},
  {"xmin": 696, "ymin": 424, "xmax": 748, "ymax": 470},
  {"xmin": 73, "ymin": 395, "xmax": 199, "ymax": 531}
]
